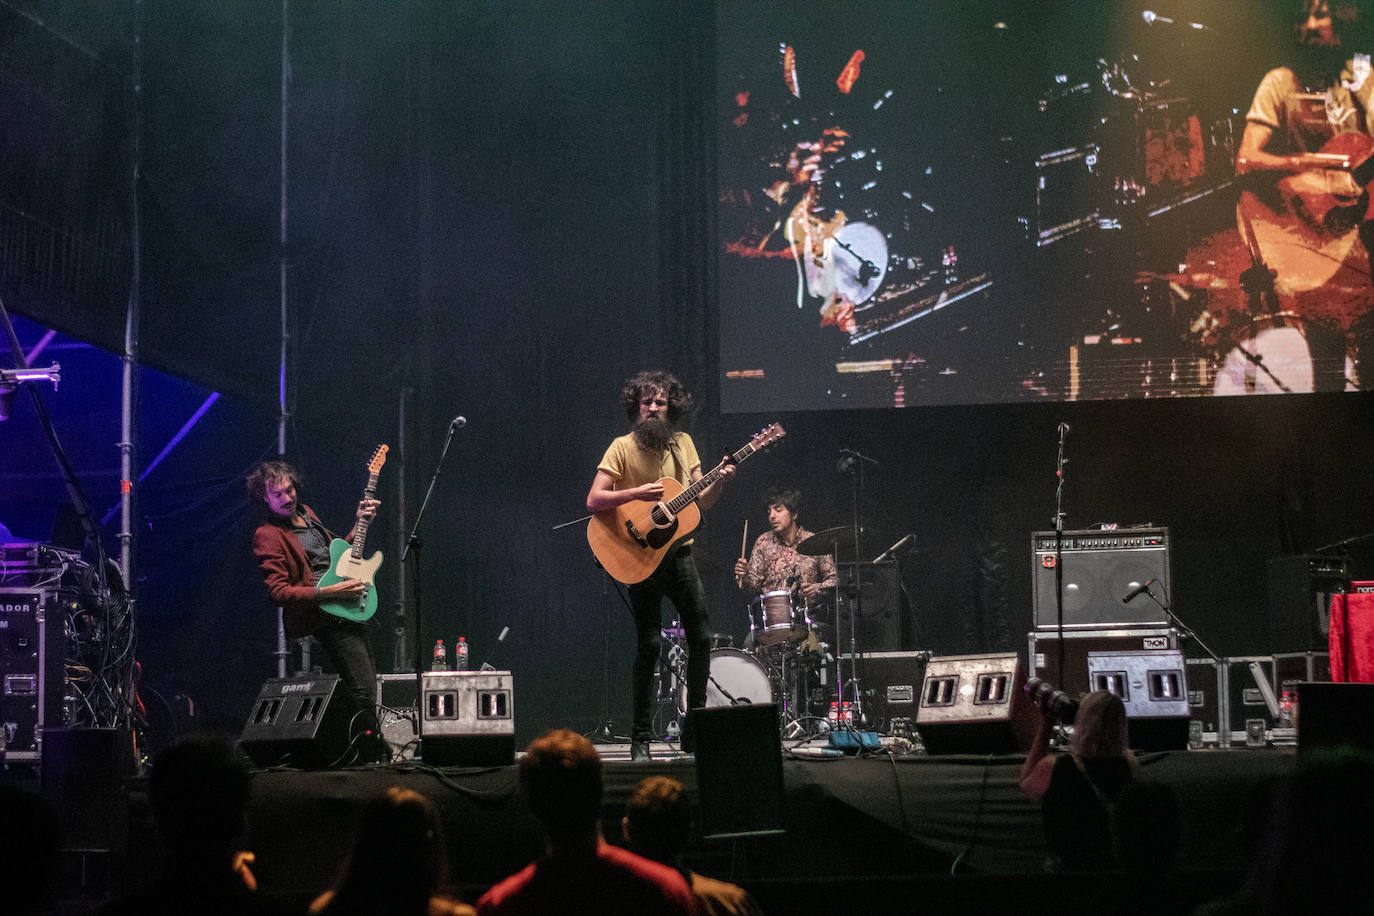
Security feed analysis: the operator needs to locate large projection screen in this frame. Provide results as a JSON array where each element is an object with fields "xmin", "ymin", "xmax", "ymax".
[{"xmin": 717, "ymin": 2, "xmax": 1374, "ymax": 411}]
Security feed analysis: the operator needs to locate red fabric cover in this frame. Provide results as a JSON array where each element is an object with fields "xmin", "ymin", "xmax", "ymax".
[{"xmin": 1329, "ymin": 593, "xmax": 1374, "ymax": 683}]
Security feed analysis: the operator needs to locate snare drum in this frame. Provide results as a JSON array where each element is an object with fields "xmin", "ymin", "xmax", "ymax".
[
  {"xmin": 750, "ymin": 589, "xmax": 808, "ymax": 646},
  {"xmin": 678, "ymin": 647, "xmax": 773, "ymax": 714}
]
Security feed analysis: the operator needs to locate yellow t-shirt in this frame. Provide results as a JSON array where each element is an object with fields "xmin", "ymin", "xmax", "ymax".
[{"xmin": 597, "ymin": 431, "xmax": 701, "ymax": 490}]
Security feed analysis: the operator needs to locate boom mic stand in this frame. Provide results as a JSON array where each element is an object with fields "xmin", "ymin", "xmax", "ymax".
[
  {"xmin": 1136, "ymin": 582, "xmax": 1220, "ymax": 662},
  {"xmin": 402, "ymin": 415, "xmax": 465, "ymax": 743}
]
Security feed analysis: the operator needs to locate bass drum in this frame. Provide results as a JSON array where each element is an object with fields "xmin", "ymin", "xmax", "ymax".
[
  {"xmin": 1211, "ymin": 313, "xmax": 1355, "ymax": 395},
  {"xmin": 678, "ymin": 647, "xmax": 773, "ymax": 715}
]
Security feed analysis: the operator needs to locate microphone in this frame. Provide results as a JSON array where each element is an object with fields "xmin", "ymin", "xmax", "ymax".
[
  {"xmin": 838, "ymin": 447, "xmax": 879, "ymax": 466},
  {"xmin": 478, "ymin": 625, "xmax": 510, "ymax": 671},
  {"xmin": 450, "ymin": 416, "xmax": 467, "ymax": 431},
  {"xmin": 871, "ymin": 533, "xmax": 915, "ymax": 564},
  {"xmin": 1142, "ymin": 9, "xmax": 1208, "ymax": 30},
  {"xmin": 1121, "ymin": 578, "xmax": 1155, "ymax": 603},
  {"xmin": 1058, "ymin": 421, "xmax": 1071, "ymax": 436}
]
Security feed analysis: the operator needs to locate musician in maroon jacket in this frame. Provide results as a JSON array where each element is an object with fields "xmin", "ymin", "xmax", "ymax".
[{"xmin": 247, "ymin": 458, "xmax": 388, "ymax": 765}]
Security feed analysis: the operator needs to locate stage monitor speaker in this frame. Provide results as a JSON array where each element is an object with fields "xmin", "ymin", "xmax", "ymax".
[
  {"xmin": 418, "ymin": 670, "xmax": 515, "ymax": 767},
  {"xmin": 1268, "ymin": 555, "xmax": 1350, "ymax": 651},
  {"xmin": 1297, "ymin": 682, "xmax": 1374, "ymax": 756},
  {"xmin": 1086, "ymin": 650, "xmax": 1191, "ymax": 750},
  {"xmin": 1029, "ymin": 627, "xmax": 1179, "ymax": 698},
  {"xmin": 692, "ymin": 702, "xmax": 786, "ymax": 839},
  {"xmin": 914, "ymin": 653, "xmax": 1035, "ymax": 754},
  {"xmin": 1031, "ymin": 529, "xmax": 1170, "ymax": 629},
  {"xmin": 40, "ymin": 727, "xmax": 135, "ymax": 851},
  {"xmin": 238, "ymin": 675, "xmax": 352, "ymax": 768}
]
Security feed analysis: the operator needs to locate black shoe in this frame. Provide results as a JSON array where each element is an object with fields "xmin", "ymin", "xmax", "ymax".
[{"xmin": 630, "ymin": 740, "xmax": 652, "ymax": 762}]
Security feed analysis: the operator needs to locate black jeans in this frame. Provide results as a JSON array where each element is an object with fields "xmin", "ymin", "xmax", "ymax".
[
  {"xmin": 628, "ymin": 547, "xmax": 711, "ymax": 744},
  {"xmin": 314, "ymin": 617, "xmax": 382, "ymax": 748}
]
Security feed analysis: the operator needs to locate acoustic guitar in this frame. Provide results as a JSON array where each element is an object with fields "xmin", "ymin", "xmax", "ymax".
[
  {"xmin": 587, "ymin": 424, "xmax": 785, "ymax": 584},
  {"xmin": 1236, "ymin": 130, "xmax": 1374, "ymax": 294},
  {"xmin": 317, "ymin": 445, "xmax": 387, "ymax": 622}
]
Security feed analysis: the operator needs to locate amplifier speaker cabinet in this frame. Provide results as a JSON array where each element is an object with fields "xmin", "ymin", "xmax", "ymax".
[
  {"xmin": 1085, "ymin": 649, "xmax": 1190, "ymax": 750},
  {"xmin": 914, "ymin": 653, "xmax": 1035, "ymax": 754},
  {"xmin": 1029, "ymin": 627, "xmax": 1179, "ymax": 698},
  {"xmin": 238, "ymin": 675, "xmax": 352, "ymax": 768},
  {"xmin": 1, "ymin": 587, "xmax": 67, "ymax": 764},
  {"xmin": 1032, "ymin": 529, "xmax": 1170, "ymax": 629},
  {"xmin": 419, "ymin": 671, "xmax": 515, "ymax": 766},
  {"xmin": 1185, "ymin": 658, "xmax": 1225, "ymax": 747},
  {"xmin": 376, "ymin": 673, "xmax": 420, "ymax": 760},
  {"xmin": 841, "ymin": 650, "xmax": 931, "ymax": 733},
  {"xmin": 1267, "ymin": 555, "xmax": 1350, "ymax": 651}
]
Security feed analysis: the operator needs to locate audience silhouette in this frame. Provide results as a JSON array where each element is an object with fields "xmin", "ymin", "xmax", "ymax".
[
  {"xmin": 622, "ymin": 775, "xmax": 763, "ymax": 916},
  {"xmin": 0, "ymin": 783, "xmax": 63, "ymax": 916},
  {"xmin": 476, "ymin": 728, "xmax": 698, "ymax": 915},
  {"xmin": 310, "ymin": 785, "xmax": 474, "ymax": 916},
  {"xmin": 1197, "ymin": 746, "xmax": 1374, "ymax": 915},
  {"xmin": 1020, "ymin": 690, "xmax": 1138, "ymax": 872},
  {"xmin": 97, "ymin": 730, "xmax": 279, "ymax": 916}
]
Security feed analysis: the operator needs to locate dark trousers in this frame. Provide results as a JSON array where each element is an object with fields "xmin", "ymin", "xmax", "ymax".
[
  {"xmin": 314, "ymin": 618, "xmax": 382, "ymax": 745},
  {"xmin": 628, "ymin": 547, "xmax": 711, "ymax": 744}
]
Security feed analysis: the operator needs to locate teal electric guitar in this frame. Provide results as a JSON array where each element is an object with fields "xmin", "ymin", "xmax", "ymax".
[{"xmin": 317, "ymin": 444, "xmax": 387, "ymax": 622}]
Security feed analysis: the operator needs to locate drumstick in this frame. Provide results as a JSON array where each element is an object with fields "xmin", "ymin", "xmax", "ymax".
[{"xmin": 735, "ymin": 520, "xmax": 748, "ymax": 587}]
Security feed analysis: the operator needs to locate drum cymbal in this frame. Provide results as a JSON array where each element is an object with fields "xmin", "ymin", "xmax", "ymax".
[{"xmin": 795, "ymin": 526, "xmax": 861, "ymax": 557}]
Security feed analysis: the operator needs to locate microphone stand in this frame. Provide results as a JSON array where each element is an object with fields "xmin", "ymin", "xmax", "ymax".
[
  {"xmin": 1053, "ymin": 423, "xmax": 1068, "ymax": 688},
  {"xmin": 1141, "ymin": 584, "xmax": 1219, "ymax": 662},
  {"xmin": 402, "ymin": 418, "xmax": 463, "ymax": 741},
  {"xmin": 837, "ymin": 447, "xmax": 873, "ymax": 729}
]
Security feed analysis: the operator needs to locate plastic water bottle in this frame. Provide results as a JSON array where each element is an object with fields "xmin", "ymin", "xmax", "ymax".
[
  {"xmin": 456, "ymin": 636, "xmax": 470, "ymax": 671},
  {"xmin": 432, "ymin": 639, "xmax": 448, "ymax": 671}
]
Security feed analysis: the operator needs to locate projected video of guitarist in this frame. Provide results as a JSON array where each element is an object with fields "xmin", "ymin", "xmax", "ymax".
[{"xmin": 1233, "ymin": 0, "xmax": 1374, "ymax": 391}]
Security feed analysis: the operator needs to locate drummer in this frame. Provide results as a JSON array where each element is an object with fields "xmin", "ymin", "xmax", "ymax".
[{"xmin": 734, "ymin": 486, "xmax": 838, "ymax": 612}]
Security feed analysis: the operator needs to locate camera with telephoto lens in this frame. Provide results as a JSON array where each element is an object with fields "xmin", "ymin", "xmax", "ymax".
[{"xmin": 1024, "ymin": 677, "xmax": 1079, "ymax": 724}]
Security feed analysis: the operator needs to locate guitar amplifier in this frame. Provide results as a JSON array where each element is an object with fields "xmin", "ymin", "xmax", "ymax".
[
  {"xmin": 1032, "ymin": 529, "xmax": 1171, "ymax": 629},
  {"xmin": 1267, "ymin": 555, "xmax": 1350, "ymax": 651}
]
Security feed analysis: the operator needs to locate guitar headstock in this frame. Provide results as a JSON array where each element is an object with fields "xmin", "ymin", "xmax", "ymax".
[
  {"xmin": 750, "ymin": 423, "xmax": 786, "ymax": 451},
  {"xmin": 368, "ymin": 444, "xmax": 389, "ymax": 474}
]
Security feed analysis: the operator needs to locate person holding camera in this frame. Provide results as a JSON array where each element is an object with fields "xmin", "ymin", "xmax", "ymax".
[{"xmin": 1019, "ymin": 689, "xmax": 1138, "ymax": 872}]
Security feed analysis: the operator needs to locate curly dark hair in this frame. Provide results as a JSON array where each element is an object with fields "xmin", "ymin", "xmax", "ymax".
[
  {"xmin": 245, "ymin": 459, "xmax": 299, "ymax": 509},
  {"xmin": 620, "ymin": 370, "xmax": 694, "ymax": 425},
  {"xmin": 763, "ymin": 486, "xmax": 801, "ymax": 516}
]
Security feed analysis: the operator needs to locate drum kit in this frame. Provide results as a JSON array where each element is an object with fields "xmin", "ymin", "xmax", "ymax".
[{"xmin": 653, "ymin": 526, "xmax": 879, "ymax": 741}]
